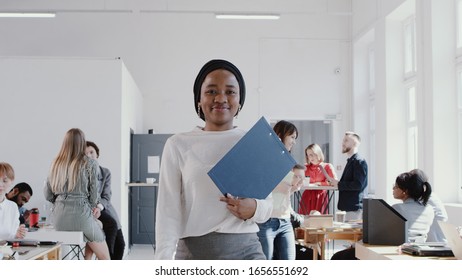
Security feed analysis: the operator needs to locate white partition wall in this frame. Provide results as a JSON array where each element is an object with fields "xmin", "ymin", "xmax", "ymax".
[{"xmin": 0, "ymin": 57, "xmax": 143, "ymax": 248}]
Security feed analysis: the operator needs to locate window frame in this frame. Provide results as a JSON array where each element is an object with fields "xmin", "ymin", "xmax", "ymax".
[{"xmin": 403, "ymin": 15, "xmax": 417, "ymax": 80}]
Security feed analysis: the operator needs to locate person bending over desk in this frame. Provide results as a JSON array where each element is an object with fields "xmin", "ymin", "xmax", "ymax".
[
  {"xmin": 257, "ymin": 120, "xmax": 302, "ymax": 260},
  {"xmin": 6, "ymin": 182, "xmax": 33, "ymax": 225},
  {"xmin": 154, "ymin": 59, "xmax": 272, "ymax": 260}
]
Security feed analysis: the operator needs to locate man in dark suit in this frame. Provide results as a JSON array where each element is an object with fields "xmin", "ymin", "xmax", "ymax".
[{"xmin": 330, "ymin": 131, "xmax": 368, "ymax": 221}]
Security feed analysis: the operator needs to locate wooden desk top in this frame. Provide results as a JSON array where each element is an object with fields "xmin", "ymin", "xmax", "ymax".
[
  {"xmin": 296, "ymin": 226, "xmax": 363, "ymax": 260},
  {"xmin": 13, "ymin": 243, "xmax": 62, "ymax": 260},
  {"xmin": 355, "ymin": 242, "xmax": 456, "ymax": 260}
]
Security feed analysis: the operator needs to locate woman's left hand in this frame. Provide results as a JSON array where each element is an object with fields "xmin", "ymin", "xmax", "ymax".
[{"xmin": 220, "ymin": 194, "xmax": 256, "ymax": 220}]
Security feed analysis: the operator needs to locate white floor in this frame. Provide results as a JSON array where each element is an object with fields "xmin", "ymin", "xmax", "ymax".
[
  {"xmin": 123, "ymin": 241, "xmax": 349, "ymax": 260},
  {"xmin": 124, "ymin": 244, "xmax": 156, "ymax": 260}
]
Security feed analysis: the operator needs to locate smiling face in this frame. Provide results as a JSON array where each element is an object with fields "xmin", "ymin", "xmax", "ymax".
[
  {"xmin": 283, "ymin": 132, "xmax": 297, "ymax": 152},
  {"xmin": 306, "ymin": 148, "xmax": 320, "ymax": 165},
  {"xmin": 199, "ymin": 69, "xmax": 240, "ymax": 131}
]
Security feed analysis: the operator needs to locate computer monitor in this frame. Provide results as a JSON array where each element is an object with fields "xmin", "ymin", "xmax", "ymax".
[{"xmin": 363, "ymin": 198, "xmax": 408, "ymax": 245}]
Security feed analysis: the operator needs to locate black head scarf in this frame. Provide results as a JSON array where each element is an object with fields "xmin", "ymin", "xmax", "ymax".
[{"xmin": 193, "ymin": 59, "xmax": 246, "ymax": 121}]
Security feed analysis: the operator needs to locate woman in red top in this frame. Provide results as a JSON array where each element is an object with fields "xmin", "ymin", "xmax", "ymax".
[{"xmin": 298, "ymin": 143, "xmax": 337, "ymax": 214}]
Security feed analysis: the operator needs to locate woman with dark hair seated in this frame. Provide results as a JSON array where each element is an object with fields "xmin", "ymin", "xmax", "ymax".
[{"xmin": 331, "ymin": 169, "xmax": 434, "ymax": 260}]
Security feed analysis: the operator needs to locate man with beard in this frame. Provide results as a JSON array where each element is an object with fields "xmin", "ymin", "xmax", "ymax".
[
  {"xmin": 6, "ymin": 182, "xmax": 33, "ymax": 224},
  {"xmin": 330, "ymin": 132, "xmax": 368, "ymax": 221}
]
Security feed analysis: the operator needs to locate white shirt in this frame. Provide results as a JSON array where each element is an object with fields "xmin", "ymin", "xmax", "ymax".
[
  {"xmin": 154, "ymin": 127, "xmax": 273, "ymax": 260},
  {"xmin": 392, "ymin": 198, "xmax": 435, "ymax": 242},
  {"xmin": 426, "ymin": 195, "xmax": 448, "ymax": 242},
  {"xmin": 0, "ymin": 196, "xmax": 19, "ymax": 240},
  {"xmin": 271, "ymin": 171, "xmax": 297, "ymax": 219}
]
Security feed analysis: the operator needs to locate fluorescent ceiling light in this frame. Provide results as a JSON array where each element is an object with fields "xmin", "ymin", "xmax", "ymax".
[
  {"xmin": 0, "ymin": 12, "xmax": 56, "ymax": 18},
  {"xmin": 215, "ymin": 14, "xmax": 280, "ymax": 20}
]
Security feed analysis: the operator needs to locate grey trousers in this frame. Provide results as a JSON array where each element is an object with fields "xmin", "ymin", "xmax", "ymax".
[{"xmin": 176, "ymin": 232, "xmax": 266, "ymax": 260}]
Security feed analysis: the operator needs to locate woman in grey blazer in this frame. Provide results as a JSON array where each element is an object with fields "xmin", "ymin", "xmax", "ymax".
[{"xmin": 86, "ymin": 141, "xmax": 126, "ymax": 260}]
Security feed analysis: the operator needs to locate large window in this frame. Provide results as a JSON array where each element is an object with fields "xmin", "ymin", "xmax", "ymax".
[
  {"xmin": 457, "ymin": 0, "xmax": 462, "ymax": 201},
  {"xmin": 457, "ymin": 69, "xmax": 462, "ymax": 201},
  {"xmin": 368, "ymin": 46, "xmax": 376, "ymax": 195},
  {"xmin": 403, "ymin": 16, "xmax": 417, "ymax": 78},
  {"xmin": 403, "ymin": 15, "xmax": 418, "ymax": 170},
  {"xmin": 406, "ymin": 85, "xmax": 418, "ymax": 169},
  {"xmin": 457, "ymin": 0, "xmax": 462, "ymax": 51}
]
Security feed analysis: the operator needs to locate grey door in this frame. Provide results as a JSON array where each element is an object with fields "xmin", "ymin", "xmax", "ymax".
[{"xmin": 130, "ymin": 134, "xmax": 172, "ymax": 246}]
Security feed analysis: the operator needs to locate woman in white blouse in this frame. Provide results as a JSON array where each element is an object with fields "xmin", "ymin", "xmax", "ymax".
[{"xmin": 154, "ymin": 60, "xmax": 272, "ymax": 260}]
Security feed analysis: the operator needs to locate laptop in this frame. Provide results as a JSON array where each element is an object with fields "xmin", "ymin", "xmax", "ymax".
[
  {"xmin": 438, "ymin": 221, "xmax": 462, "ymax": 260},
  {"xmin": 6, "ymin": 239, "xmax": 40, "ymax": 247},
  {"xmin": 401, "ymin": 242, "xmax": 454, "ymax": 257}
]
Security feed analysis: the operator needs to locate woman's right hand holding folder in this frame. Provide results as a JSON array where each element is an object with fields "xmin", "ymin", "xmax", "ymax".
[{"xmin": 220, "ymin": 193, "xmax": 257, "ymax": 220}]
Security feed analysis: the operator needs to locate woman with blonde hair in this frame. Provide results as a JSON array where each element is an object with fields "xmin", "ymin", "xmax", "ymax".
[
  {"xmin": 44, "ymin": 128, "xmax": 109, "ymax": 260},
  {"xmin": 298, "ymin": 143, "xmax": 337, "ymax": 214}
]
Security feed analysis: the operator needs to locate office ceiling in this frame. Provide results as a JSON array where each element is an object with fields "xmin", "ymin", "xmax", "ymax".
[
  {"xmin": 0, "ymin": 0, "xmax": 352, "ymax": 16},
  {"xmin": 0, "ymin": 0, "xmax": 353, "ymax": 133}
]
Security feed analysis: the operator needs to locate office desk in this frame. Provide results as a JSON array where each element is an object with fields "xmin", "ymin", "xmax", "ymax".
[
  {"xmin": 355, "ymin": 242, "xmax": 456, "ymax": 260},
  {"xmin": 296, "ymin": 226, "xmax": 362, "ymax": 260},
  {"xmin": 27, "ymin": 228, "xmax": 85, "ymax": 260},
  {"xmin": 13, "ymin": 243, "xmax": 62, "ymax": 260}
]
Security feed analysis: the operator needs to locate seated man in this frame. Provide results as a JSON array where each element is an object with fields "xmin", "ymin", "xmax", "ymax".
[{"xmin": 6, "ymin": 182, "xmax": 33, "ymax": 224}]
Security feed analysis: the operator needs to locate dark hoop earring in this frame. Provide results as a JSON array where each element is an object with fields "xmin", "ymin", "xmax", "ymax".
[{"xmin": 235, "ymin": 104, "xmax": 242, "ymax": 118}]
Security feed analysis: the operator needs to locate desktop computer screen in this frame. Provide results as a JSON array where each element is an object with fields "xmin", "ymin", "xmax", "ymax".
[{"xmin": 363, "ymin": 198, "xmax": 408, "ymax": 245}]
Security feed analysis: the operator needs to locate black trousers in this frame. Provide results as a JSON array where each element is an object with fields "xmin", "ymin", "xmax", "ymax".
[
  {"xmin": 331, "ymin": 247, "xmax": 358, "ymax": 260},
  {"xmin": 99, "ymin": 210, "xmax": 126, "ymax": 260}
]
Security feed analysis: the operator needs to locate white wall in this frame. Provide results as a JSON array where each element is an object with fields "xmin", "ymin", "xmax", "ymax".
[
  {"xmin": 446, "ymin": 204, "xmax": 462, "ymax": 226},
  {"xmin": 0, "ymin": 57, "xmax": 143, "ymax": 247}
]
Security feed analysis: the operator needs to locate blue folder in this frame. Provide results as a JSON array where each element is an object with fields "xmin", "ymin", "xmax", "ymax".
[{"xmin": 207, "ymin": 117, "xmax": 297, "ymax": 199}]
